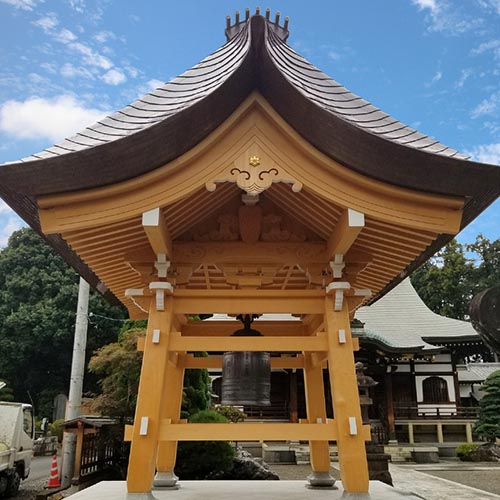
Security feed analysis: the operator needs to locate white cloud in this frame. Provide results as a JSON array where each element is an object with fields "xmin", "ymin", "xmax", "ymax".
[
  {"xmin": 455, "ymin": 69, "xmax": 472, "ymax": 89},
  {"xmin": 411, "ymin": 0, "xmax": 483, "ymax": 34},
  {"xmin": 0, "ymin": 0, "xmax": 38, "ymax": 11},
  {"xmin": 471, "ymin": 39, "xmax": 500, "ymax": 55},
  {"xmin": 426, "ymin": 70, "xmax": 442, "ymax": 87},
  {"xmin": 32, "ymin": 13, "xmax": 59, "ymax": 33},
  {"xmin": 40, "ymin": 62, "xmax": 57, "ymax": 73},
  {"xmin": 466, "ymin": 143, "xmax": 500, "ymax": 164},
  {"xmin": 101, "ymin": 68, "xmax": 126, "ymax": 85},
  {"xmin": 69, "ymin": 0, "xmax": 85, "ymax": 13},
  {"xmin": 94, "ymin": 30, "xmax": 116, "ymax": 43},
  {"xmin": 471, "ymin": 91, "xmax": 500, "ymax": 118},
  {"xmin": 55, "ymin": 28, "xmax": 77, "ymax": 43},
  {"xmin": 69, "ymin": 42, "xmax": 113, "ymax": 70},
  {"xmin": 136, "ymin": 79, "xmax": 164, "ymax": 97},
  {"xmin": 60, "ymin": 63, "xmax": 94, "ymax": 79},
  {"xmin": 412, "ymin": 0, "xmax": 437, "ymax": 11},
  {"xmin": 0, "ymin": 95, "xmax": 109, "ymax": 143},
  {"xmin": 478, "ymin": 0, "xmax": 500, "ymax": 15}
]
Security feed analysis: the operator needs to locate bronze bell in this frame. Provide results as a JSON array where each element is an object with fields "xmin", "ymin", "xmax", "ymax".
[{"xmin": 221, "ymin": 314, "xmax": 271, "ymax": 406}]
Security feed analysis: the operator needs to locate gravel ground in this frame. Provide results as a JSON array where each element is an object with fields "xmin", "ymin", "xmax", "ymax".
[
  {"xmin": 17, "ymin": 477, "xmax": 49, "ymax": 500},
  {"xmin": 423, "ymin": 470, "xmax": 500, "ymax": 496}
]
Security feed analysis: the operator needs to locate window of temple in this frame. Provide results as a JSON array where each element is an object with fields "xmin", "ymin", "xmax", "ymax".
[{"xmin": 422, "ymin": 376, "xmax": 449, "ymax": 403}]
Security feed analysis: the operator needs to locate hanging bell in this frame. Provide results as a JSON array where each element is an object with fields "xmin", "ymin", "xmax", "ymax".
[{"xmin": 221, "ymin": 314, "xmax": 271, "ymax": 406}]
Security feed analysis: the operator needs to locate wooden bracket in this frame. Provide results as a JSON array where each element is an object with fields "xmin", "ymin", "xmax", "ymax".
[
  {"xmin": 142, "ymin": 207, "xmax": 172, "ymax": 258},
  {"xmin": 328, "ymin": 208, "xmax": 365, "ymax": 260}
]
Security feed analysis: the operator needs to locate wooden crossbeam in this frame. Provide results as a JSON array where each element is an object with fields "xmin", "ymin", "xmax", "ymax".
[
  {"xmin": 159, "ymin": 421, "xmax": 339, "ymax": 441},
  {"xmin": 328, "ymin": 208, "xmax": 365, "ymax": 259},
  {"xmin": 168, "ymin": 333, "xmax": 327, "ymax": 352},
  {"xmin": 181, "ymin": 354, "xmax": 305, "ymax": 369},
  {"xmin": 172, "ymin": 289, "xmax": 325, "ymax": 314},
  {"xmin": 142, "ymin": 207, "xmax": 172, "ymax": 258}
]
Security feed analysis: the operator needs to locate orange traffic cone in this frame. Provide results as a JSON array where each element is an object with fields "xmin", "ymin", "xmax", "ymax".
[{"xmin": 47, "ymin": 454, "xmax": 61, "ymax": 488}]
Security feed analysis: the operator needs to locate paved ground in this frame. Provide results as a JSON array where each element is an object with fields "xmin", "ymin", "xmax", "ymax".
[{"xmin": 17, "ymin": 455, "xmax": 53, "ymax": 500}]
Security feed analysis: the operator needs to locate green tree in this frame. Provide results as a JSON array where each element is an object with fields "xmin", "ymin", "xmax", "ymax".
[
  {"xmin": 88, "ymin": 326, "xmax": 144, "ymax": 419},
  {"xmin": 412, "ymin": 236, "xmax": 500, "ymax": 321},
  {"xmin": 474, "ymin": 370, "xmax": 500, "ymax": 441},
  {"xmin": 88, "ymin": 322, "xmax": 211, "ymax": 419},
  {"xmin": 0, "ymin": 228, "xmax": 126, "ymax": 415}
]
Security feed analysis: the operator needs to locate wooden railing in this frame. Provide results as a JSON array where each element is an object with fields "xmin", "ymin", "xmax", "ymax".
[
  {"xmin": 243, "ymin": 402, "xmax": 289, "ymax": 420},
  {"xmin": 394, "ymin": 406, "xmax": 479, "ymax": 420}
]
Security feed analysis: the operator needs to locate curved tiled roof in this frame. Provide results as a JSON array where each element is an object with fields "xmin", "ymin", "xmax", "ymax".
[
  {"xmin": 17, "ymin": 18, "xmax": 466, "ymax": 165},
  {"xmin": 1, "ymin": 13, "xmax": 500, "ymax": 302},
  {"xmin": 356, "ymin": 279, "xmax": 478, "ymax": 352}
]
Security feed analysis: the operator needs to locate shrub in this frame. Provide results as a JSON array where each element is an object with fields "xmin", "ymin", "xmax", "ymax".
[
  {"xmin": 174, "ymin": 410, "xmax": 235, "ymax": 479},
  {"xmin": 49, "ymin": 419, "xmax": 65, "ymax": 443},
  {"xmin": 214, "ymin": 405, "xmax": 246, "ymax": 423},
  {"xmin": 456, "ymin": 443, "xmax": 479, "ymax": 461}
]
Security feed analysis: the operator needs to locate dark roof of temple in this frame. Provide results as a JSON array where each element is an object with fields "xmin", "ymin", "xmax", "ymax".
[{"xmin": 1, "ymin": 12, "xmax": 500, "ymax": 302}]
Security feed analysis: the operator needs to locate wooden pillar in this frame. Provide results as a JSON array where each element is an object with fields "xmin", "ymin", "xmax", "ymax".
[
  {"xmin": 73, "ymin": 423, "xmax": 84, "ymax": 483},
  {"xmin": 436, "ymin": 423, "xmax": 444, "ymax": 444},
  {"xmin": 466, "ymin": 422, "xmax": 473, "ymax": 444},
  {"xmin": 155, "ymin": 356, "xmax": 185, "ymax": 483},
  {"xmin": 289, "ymin": 370, "xmax": 298, "ymax": 424},
  {"xmin": 385, "ymin": 373, "xmax": 396, "ymax": 441},
  {"xmin": 127, "ymin": 296, "xmax": 173, "ymax": 494},
  {"xmin": 408, "ymin": 423, "xmax": 414, "ymax": 444},
  {"xmin": 324, "ymin": 296, "xmax": 369, "ymax": 493},
  {"xmin": 303, "ymin": 353, "xmax": 330, "ymax": 473}
]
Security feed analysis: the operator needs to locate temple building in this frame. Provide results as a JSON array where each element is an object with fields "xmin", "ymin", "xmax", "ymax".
[{"xmin": 1, "ymin": 9, "xmax": 500, "ymax": 497}]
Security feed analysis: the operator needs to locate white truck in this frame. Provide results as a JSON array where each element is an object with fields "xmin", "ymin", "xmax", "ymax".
[{"xmin": 0, "ymin": 402, "xmax": 34, "ymax": 498}]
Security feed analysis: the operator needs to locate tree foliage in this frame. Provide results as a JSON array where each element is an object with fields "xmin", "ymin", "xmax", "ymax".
[
  {"xmin": 0, "ymin": 228, "xmax": 126, "ymax": 415},
  {"xmin": 411, "ymin": 235, "xmax": 500, "ymax": 320},
  {"xmin": 88, "ymin": 322, "xmax": 211, "ymax": 420},
  {"xmin": 474, "ymin": 370, "xmax": 500, "ymax": 441},
  {"xmin": 88, "ymin": 326, "xmax": 144, "ymax": 419}
]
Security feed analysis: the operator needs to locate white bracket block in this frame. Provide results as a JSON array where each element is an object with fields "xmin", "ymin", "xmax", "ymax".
[
  {"xmin": 347, "ymin": 208, "xmax": 365, "ymax": 227},
  {"xmin": 349, "ymin": 416, "xmax": 358, "ymax": 436},
  {"xmin": 338, "ymin": 329, "xmax": 346, "ymax": 344},
  {"xmin": 329, "ymin": 255, "xmax": 345, "ymax": 279},
  {"xmin": 139, "ymin": 417, "xmax": 149, "ymax": 436},
  {"xmin": 152, "ymin": 329, "xmax": 161, "ymax": 344},
  {"xmin": 353, "ymin": 288, "xmax": 372, "ymax": 298},
  {"xmin": 149, "ymin": 282, "xmax": 174, "ymax": 311},
  {"xmin": 326, "ymin": 282, "xmax": 351, "ymax": 311},
  {"xmin": 154, "ymin": 253, "xmax": 170, "ymax": 278},
  {"xmin": 316, "ymin": 417, "xmax": 323, "ymax": 424}
]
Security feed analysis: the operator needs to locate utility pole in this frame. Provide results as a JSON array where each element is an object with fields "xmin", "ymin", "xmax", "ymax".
[{"xmin": 61, "ymin": 277, "xmax": 90, "ymax": 487}]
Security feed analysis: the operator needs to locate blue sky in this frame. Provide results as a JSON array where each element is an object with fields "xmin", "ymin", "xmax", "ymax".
[{"xmin": 0, "ymin": 0, "xmax": 499, "ymax": 247}]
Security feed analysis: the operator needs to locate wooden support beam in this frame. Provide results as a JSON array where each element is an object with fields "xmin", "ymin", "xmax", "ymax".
[
  {"xmin": 168, "ymin": 333, "xmax": 327, "ymax": 352},
  {"xmin": 328, "ymin": 208, "xmax": 365, "ymax": 259},
  {"xmin": 178, "ymin": 354, "xmax": 305, "ymax": 369},
  {"xmin": 158, "ymin": 421, "xmax": 340, "ymax": 442},
  {"xmin": 171, "ymin": 289, "xmax": 325, "ymax": 314},
  {"xmin": 142, "ymin": 207, "xmax": 172, "ymax": 258},
  {"xmin": 181, "ymin": 320, "xmax": 305, "ymax": 337}
]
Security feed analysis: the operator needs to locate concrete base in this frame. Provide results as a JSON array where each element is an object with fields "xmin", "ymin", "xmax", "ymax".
[
  {"xmin": 153, "ymin": 472, "xmax": 178, "ymax": 489},
  {"xmin": 68, "ymin": 480, "xmax": 423, "ymax": 500},
  {"xmin": 307, "ymin": 471, "xmax": 337, "ymax": 488}
]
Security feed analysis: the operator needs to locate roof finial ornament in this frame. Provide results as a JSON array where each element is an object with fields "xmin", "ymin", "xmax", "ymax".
[
  {"xmin": 284, "ymin": 17, "xmax": 289, "ymax": 30},
  {"xmin": 224, "ymin": 7, "xmax": 290, "ymax": 42}
]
